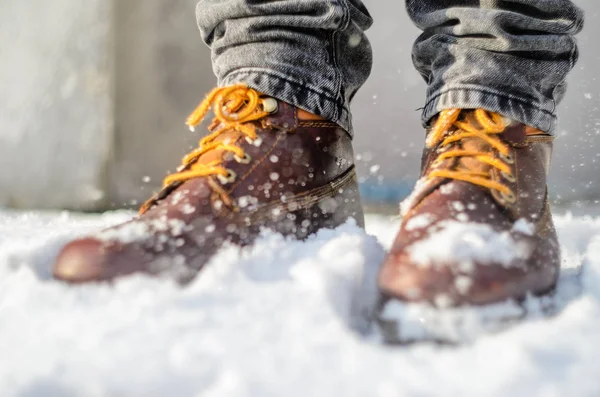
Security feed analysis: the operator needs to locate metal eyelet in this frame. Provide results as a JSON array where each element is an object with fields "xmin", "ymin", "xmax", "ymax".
[
  {"xmin": 500, "ymin": 190, "xmax": 517, "ymax": 204},
  {"xmin": 234, "ymin": 153, "xmax": 252, "ymax": 164},
  {"xmin": 261, "ymin": 97, "xmax": 278, "ymax": 113},
  {"xmin": 502, "ymin": 117, "xmax": 514, "ymax": 127},
  {"xmin": 218, "ymin": 169, "xmax": 237, "ymax": 185},
  {"xmin": 499, "ymin": 151, "xmax": 515, "ymax": 164},
  {"xmin": 501, "ymin": 171, "xmax": 516, "ymax": 183},
  {"xmin": 245, "ymin": 136, "xmax": 263, "ymax": 147}
]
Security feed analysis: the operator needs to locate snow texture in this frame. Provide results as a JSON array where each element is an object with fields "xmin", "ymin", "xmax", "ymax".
[
  {"xmin": 407, "ymin": 220, "xmax": 535, "ymax": 269},
  {"xmin": 0, "ymin": 210, "xmax": 599, "ymax": 396}
]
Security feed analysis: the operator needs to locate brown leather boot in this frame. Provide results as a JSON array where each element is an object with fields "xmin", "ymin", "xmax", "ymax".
[
  {"xmin": 378, "ymin": 109, "xmax": 559, "ymax": 312},
  {"xmin": 53, "ymin": 85, "xmax": 363, "ymax": 283}
]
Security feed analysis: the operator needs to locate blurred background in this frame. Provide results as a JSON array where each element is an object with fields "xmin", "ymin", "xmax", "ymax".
[{"xmin": 0, "ymin": 0, "xmax": 598, "ymax": 212}]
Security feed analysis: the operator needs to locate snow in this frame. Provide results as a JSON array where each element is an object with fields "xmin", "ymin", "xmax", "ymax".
[
  {"xmin": 0, "ymin": 210, "xmax": 600, "ymax": 396},
  {"xmin": 379, "ymin": 298, "xmax": 528, "ymax": 342},
  {"xmin": 407, "ymin": 220, "xmax": 535, "ymax": 269},
  {"xmin": 404, "ymin": 213, "xmax": 434, "ymax": 231}
]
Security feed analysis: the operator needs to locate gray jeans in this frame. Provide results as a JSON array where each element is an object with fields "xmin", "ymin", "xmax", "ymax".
[{"xmin": 196, "ymin": 0, "xmax": 584, "ymax": 135}]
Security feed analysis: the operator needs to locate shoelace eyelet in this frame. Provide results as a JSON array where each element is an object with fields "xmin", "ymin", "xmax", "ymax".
[
  {"xmin": 261, "ymin": 98, "xmax": 278, "ymax": 113},
  {"xmin": 501, "ymin": 171, "xmax": 516, "ymax": 183},
  {"xmin": 234, "ymin": 153, "xmax": 252, "ymax": 164},
  {"xmin": 245, "ymin": 136, "xmax": 263, "ymax": 147},
  {"xmin": 502, "ymin": 116, "xmax": 513, "ymax": 127},
  {"xmin": 499, "ymin": 151, "xmax": 515, "ymax": 164},
  {"xmin": 218, "ymin": 170, "xmax": 237, "ymax": 185},
  {"xmin": 500, "ymin": 190, "xmax": 517, "ymax": 204}
]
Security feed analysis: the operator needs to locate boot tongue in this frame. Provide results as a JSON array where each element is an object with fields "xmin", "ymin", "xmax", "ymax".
[
  {"xmin": 402, "ymin": 112, "xmax": 495, "ymax": 216},
  {"xmin": 193, "ymin": 128, "xmax": 244, "ymax": 166},
  {"xmin": 455, "ymin": 135, "xmax": 492, "ymax": 175},
  {"xmin": 448, "ymin": 111, "xmax": 498, "ymax": 175}
]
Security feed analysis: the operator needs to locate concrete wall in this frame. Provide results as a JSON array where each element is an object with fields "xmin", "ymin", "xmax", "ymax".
[
  {"xmin": 0, "ymin": 1, "xmax": 113, "ymax": 209},
  {"xmin": 111, "ymin": 0, "xmax": 213, "ymax": 207},
  {"xmin": 0, "ymin": 0, "xmax": 598, "ymax": 210}
]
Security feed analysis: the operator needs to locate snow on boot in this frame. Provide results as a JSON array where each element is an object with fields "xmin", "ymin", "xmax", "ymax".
[
  {"xmin": 377, "ymin": 108, "xmax": 560, "ymax": 344},
  {"xmin": 53, "ymin": 85, "xmax": 363, "ymax": 283}
]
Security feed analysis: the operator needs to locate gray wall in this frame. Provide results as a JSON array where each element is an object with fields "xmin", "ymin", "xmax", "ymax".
[
  {"xmin": 111, "ymin": 0, "xmax": 213, "ymax": 206},
  {"xmin": 0, "ymin": 0, "xmax": 598, "ymax": 210},
  {"xmin": 0, "ymin": 1, "xmax": 113, "ymax": 209}
]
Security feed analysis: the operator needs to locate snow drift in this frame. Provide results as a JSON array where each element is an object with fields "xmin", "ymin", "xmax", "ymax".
[{"xmin": 0, "ymin": 210, "xmax": 599, "ymax": 396}]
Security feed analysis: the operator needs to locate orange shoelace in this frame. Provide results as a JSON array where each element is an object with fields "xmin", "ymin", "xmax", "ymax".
[
  {"xmin": 139, "ymin": 85, "xmax": 273, "ymax": 214},
  {"xmin": 164, "ymin": 84, "xmax": 271, "ymax": 187},
  {"xmin": 426, "ymin": 108, "xmax": 516, "ymax": 202}
]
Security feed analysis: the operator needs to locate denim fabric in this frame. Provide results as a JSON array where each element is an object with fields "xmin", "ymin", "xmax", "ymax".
[
  {"xmin": 196, "ymin": 0, "xmax": 373, "ymax": 134},
  {"xmin": 407, "ymin": 0, "xmax": 584, "ymax": 134},
  {"xmin": 196, "ymin": 0, "xmax": 584, "ymax": 134}
]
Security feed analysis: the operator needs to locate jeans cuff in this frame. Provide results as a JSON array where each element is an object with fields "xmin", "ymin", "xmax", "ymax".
[
  {"xmin": 222, "ymin": 68, "xmax": 354, "ymax": 136},
  {"xmin": 422, "ymin": 86, "xmax": 557, "ymax": 134}
]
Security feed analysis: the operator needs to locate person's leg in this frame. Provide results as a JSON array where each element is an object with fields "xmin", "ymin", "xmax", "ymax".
[
  {"xmin": 409, "ymin": 0, "xmax": 584, "ymax": 134},
  {"xmin": 378, "ymin": 0, "xmax": 584, "ymax": 342},
  {"xmin": 53, "ymin": 1, "xmax": 374, "ymax": 283},
  {"xmin": 196, "ymin": 0, "xmax": 373, "ymax": 134}
]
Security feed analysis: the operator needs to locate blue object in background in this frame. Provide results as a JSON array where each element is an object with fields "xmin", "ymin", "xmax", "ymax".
[{"xmin": 359, "ymin": 180, "xmax": 415, "ymax": 205}]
